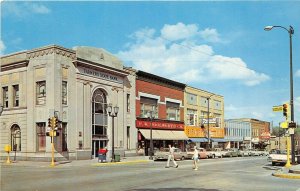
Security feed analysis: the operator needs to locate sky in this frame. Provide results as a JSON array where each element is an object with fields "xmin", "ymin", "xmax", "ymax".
[{"xmin": 1, "ymin": 1, "xmax": 300, "ymax": 126}]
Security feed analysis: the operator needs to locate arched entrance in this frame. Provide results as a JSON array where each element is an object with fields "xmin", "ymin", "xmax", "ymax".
[
  {"xmin": 92, "ymin": 88, "xmax": 108, "ymax": 158},
  {"xmin": 11, "ymin": 125, "xmax": 21, "ymax": 151}
]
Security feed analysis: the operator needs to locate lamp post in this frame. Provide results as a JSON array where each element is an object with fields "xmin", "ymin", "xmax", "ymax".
[
  {"xmin": 207, "ymin": 94, "xmax": 214, "ymax": 149},
  {"xmin": 147, "ymin": 111, "xmax": 154, "ymax": 160},
  {"xmin": 107, "ymin": 104, "xmax": 119, "ymax": 162},
  {"xmin": 264, "ymin": 25, "xmax": 295, "ymax": 164}
]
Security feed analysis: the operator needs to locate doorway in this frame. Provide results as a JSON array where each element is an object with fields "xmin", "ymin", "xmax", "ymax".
[{"xmin": 92, "ymin": 140, "xmax": 107, "ymax": 157}]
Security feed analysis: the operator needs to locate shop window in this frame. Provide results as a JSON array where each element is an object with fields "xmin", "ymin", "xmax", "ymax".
[
  {"xmin": 36, "ymin": 123, "xmax": 46, "ymax": 152},
  {"xmin": 36, "ymin": 81, "xmax": 46, "ymax": 105},
  {"xmin": 140, "ymin": 97, "xmax": 158, "ymax": 118},
  {"xmin": 166, "ymin": 101, "xmax": 180, "ymax": 121},
  {"xmin": 2, "ymin": 86, "xmax": 8, "ymax": 108},
  {"xmin": 62, "ymin": 81, "xmax": 67, "ymax": 105},
  {"xmin": 13, "ymin": 85, "xmax": 19, "ymax": 107}
]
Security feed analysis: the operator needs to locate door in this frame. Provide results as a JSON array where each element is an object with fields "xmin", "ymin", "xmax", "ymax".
[{"xmin": 92, "ymin": 140, "xmax": 107, "ymax": 158}]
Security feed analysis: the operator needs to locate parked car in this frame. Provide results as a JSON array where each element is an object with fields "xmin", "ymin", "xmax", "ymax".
[
  {"xmin": 268, "ymin": 150, "xmax": 299, "ymax": 166},
  {"xmin": 224, "ymin": 148, "xmax": 243, "ymax": 157},
  {"xmin": 268, "ymin": 150, "xmax": 289, "ymax": 166},
  {"xmin": 186, "ymin": 147, "xmax": 209, "ymax": 159},
  {"xmin": 240, "ymin": 149, "xmax": 251, "ymax": 157},
  {"xmin": 153, "ymin": 148, "xmax": 188, "ymax": 161},
  {"xmin": 249, "ymin": 149, "xmax": 261, "ymax": 156},
  {"xmin": 206, "ymin": 148, "xmax": 224, "ymax": 158}
]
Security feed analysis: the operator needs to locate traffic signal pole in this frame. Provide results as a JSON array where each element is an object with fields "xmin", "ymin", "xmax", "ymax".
[
  {"xmin": 50, "ymin": 117, "xmax": 56, "ymax": 167},
  {"xmin": 51, "ymin": 129, "xmax": 55, "ymax": 167}
]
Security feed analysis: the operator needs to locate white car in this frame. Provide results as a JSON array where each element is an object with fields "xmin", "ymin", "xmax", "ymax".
[
  {"xmin": 206, "ymin": 148, "xmax": 224, "ymax": 158},
  {"xmin": 267, "ymin": 150, "xmax": 297, "ymax": 166}
]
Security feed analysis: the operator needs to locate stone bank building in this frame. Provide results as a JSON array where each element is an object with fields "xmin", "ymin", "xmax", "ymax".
[{"xmin": 0, "ymin": 45, "xmax": 137, "ymax": 161}]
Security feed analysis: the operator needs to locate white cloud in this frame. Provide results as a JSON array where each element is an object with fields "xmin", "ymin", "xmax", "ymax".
[
  {"xmin": 161, "ymin": 23, "xmax": 198, "ymax": 41},
  {"xmin": 118, "ymin": 23, "xmax": 270, "ymax": 86},
  {"xmin": 200, "ymin": 28, "xmax": 222, "ymax": 43},
  {"xmin": 296, "ymin": 70, "xmax": 300, "ymax": 77},
  {"xmin": 2, "ymin": 2, "xmax": 51, "ymax": 18},
  {"xmin": 0, "ymin": 40, "xmax": 6, "ymax": 55}
]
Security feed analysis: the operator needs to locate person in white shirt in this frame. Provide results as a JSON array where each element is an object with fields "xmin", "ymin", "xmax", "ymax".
[
  {"xmin": 165, "ymin": 144, "xmax": 178, "ymax": 168},
  {"xmin": 192, "ymin": 146, "xmax": 199, "ymax": 170}
]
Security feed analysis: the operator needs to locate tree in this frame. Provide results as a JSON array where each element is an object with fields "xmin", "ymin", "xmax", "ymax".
[{"xmin": 271, "ymin": 126, "xmax": 286, "ymax": 137}]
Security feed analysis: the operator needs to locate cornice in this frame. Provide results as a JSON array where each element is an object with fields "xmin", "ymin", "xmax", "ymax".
[{"xmin": 27, "ymin": 45, "xmax": 76, "ymax": 59}]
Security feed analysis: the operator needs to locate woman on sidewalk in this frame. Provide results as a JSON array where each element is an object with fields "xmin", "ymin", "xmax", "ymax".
[{"xmin": 192, "ymin": 146, "xmax": 199, "ymax": 170}]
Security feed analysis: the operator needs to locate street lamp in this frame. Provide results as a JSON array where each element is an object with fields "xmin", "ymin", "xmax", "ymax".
[
  {"xmin": 147, "ymin": 111, "xmax": 154, "ymax": 160},
  {"xmin": 207, "ymin": 94, "xmax": 214, "ymax": 149},
  {"xmin": 0, "ymin": 105, "xmax": 3, "ymax": 116},
  {"xmin": 264, "ymin": 25, "xmax": 295, "ymax": 164},
  {"xmin": 107, "ymin": 104, "xmax": 119, "ymax": 162}
]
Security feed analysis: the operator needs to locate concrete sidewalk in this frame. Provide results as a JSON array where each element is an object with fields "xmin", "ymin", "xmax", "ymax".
[
  {"xmin": 272, "ymin": 164, "xmax": 300, "ymax": 179},
  {"xmin": 0, "ymin": 155, "xmax": 152, "ymax": 168}
]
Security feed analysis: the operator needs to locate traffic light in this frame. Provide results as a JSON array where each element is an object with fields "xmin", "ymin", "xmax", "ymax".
[
  {"xmin": 46, "ymin": 131, "xmax": 59, "ymax": 136},
  {"xmin": 282, "ymin": 103, "xmax": 288, "ymax": 119},
  {"xmin": 50, "ymin": 117, "xmax": 56, "ymax": 128},
  {"xmin": 55, "ymin": 117, "xmax": 58, "ymax": 128},
  {"xmin": 48, "ymin": 118, "xmax": 51, "ymax": 127}
]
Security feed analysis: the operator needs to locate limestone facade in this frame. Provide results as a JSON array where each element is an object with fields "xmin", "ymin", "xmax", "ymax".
[{"xmin": 0, "ymin": 45, "xmax": 136, "ymax": 161}]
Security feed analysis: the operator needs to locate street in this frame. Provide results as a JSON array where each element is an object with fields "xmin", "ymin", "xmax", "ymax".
[{"xmin": 1, "ymin": 157, "xmax": 299, "ymax": 191}]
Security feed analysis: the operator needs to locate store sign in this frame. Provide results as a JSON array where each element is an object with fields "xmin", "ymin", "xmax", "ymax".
[
  {"xmin": 201, "ymin": 118, "xmax": 218, "ymax": 124},
  {"xmin": 260, "ymin": 132, "xmax": 271, "ymax": 140},
  {"xmin": 78, "ymin": 67, "xmax": 123, "ymax": 84},
  {"xmin": 136, "ymin": 120, "xmax": 184, "ymax": 130}
]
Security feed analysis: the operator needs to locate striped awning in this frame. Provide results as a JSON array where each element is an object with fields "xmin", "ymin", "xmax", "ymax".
[{"xmin": 139, "ymin": 129, "xmax": 188, "ymax": 140}]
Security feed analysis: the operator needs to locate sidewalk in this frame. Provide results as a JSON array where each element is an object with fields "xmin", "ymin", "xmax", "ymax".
[
  {"xmin": 272, "ymin": 164, "xmax": 300, "ymax": 179},
  {"xmin": 0, "ymin": 155, "xmax": 152, "ymax": 168}
]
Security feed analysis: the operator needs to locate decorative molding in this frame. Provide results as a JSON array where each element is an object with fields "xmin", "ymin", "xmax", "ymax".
[{"xmin": 27, "ymin": 45, "xmax": 76, "ymax": 60}]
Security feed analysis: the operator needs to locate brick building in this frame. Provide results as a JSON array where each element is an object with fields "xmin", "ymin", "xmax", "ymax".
[{"xmin": 135, "ymin": 71, "xmax": 188, "ymax": 156}]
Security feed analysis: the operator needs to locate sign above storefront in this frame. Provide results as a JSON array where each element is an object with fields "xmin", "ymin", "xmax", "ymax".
[
  {"xmin": 78, "ymin": 67, "xmax": 123, "ymax": 84},
  {"xmin": 260, "ymin": 132, "xmax": 271, "ymax": 140},
  {"xmin": 136, "ymin": 120, "xmax": 184, "ymax": 130}
]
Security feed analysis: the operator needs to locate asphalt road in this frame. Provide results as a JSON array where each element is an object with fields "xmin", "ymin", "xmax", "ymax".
[{"xmin": 1, "ymin": 157, "xmax": 300, "ymax": 191}]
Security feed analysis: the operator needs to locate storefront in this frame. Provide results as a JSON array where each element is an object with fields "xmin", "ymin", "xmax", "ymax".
[{"xmin": 136, "ymin": 119, "xmax": 187, "ymax": 155}]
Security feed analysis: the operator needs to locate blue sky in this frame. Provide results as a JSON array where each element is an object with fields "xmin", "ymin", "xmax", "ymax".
[{"xmin": 1, "ymin": 1, "xmax": 300, "ymax": 126}]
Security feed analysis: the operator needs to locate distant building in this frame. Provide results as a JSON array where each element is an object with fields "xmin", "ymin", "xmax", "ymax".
[
  {"xmin": 184, "ymin": 86, "xmax": 225, "ymax": 149},
  {"xmin": 269, "ymin": 134, "xmax": 300, "ymax": 152},
  {"xmin": 224, "ymin": 118, "xmax": 270, "ymax": 150},
  {"xmin": 224, "ymin": 119, "xmax": 251, "ymax": 149}
]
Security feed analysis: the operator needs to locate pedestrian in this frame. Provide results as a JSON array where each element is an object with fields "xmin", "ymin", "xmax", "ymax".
[
  {"xmin": 98, "ymin": 147, "xmax": 108, "ymax": 163},
  {"xmin": 192, "ymin": 146, "xmax": 199, "ymax": 170},
  {"xmin": 165, "ymin": 144, "xmax": 178, "ymax": 168}
]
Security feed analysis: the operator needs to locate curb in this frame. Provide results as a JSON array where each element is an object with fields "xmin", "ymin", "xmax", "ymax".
[
  {"xmin": 272, "ymin": 172, "xmax": 300, "ymax": 179},
  {"xmin": 92, "ymin": 160, "xmax": 150, "ymax": 166}
]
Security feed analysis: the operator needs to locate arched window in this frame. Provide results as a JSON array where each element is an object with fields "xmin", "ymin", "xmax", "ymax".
[
  {"xmin": 11, "ymin": 125, "xmax": 21, "ymax": 151},
  {"xmin": 92, "ymin": 89, "xmax": 108, "ymax": 138}
]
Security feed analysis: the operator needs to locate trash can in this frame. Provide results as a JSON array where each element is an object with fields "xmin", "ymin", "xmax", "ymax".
[
  {"xmin": 296, "ymin": 155, "xmax": 300, "ymax": 164},
  {"xmin": 98, "ymin": 154, "xmax": 106, "ymax": 163},
  {"xmin": 114, "ymin": 154, "xmax": 120, "ymax": 162}
]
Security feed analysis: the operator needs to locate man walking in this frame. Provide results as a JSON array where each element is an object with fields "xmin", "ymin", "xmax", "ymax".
[
  {"xmin": 192, "ymin": 146, "xmax": 199, "ymax": 170},
  {"xmin": 165, "ymin": 144, "xmax": 178, "ymax": 168}
]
